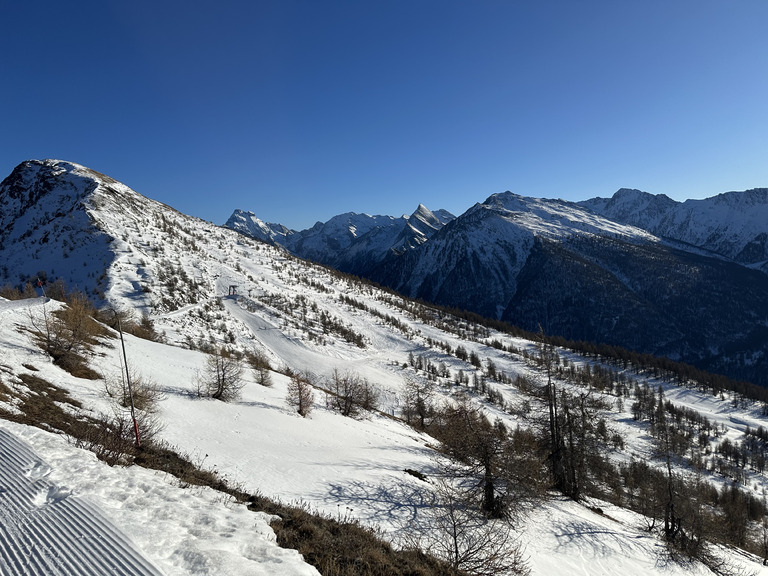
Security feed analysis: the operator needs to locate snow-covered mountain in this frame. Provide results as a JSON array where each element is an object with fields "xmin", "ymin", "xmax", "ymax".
[
  {"xmin": 374, "ymin": 192, "xmax": 768, "ymax": 386},
  {"xmin": 370, "ymin": 191, "xmax": 659, "ymax": 316},
  {"xmin": 0, "ymin": 160, "xmax": 117, "ymax": 295},
  {"xmin": 226, "ymin": 203, "xmax": 454, "ymax": 276},
  {"xmin": 4, "ymin": 159, "xmax": 768, "ymax": 575},
  {"xmin": 223, "ymin": 209, "xmax": 295, "ymax": 245},
  {"xmin": 0, "ymin": 159, "xmax": 261, "ymax": 317},
  {"xmin": 581, "ymin": 187, "xmax": 768, "ymax": 273},
  {"xmin": 231, "ymin": 188, "xmax": 768, "ymax": 387}
]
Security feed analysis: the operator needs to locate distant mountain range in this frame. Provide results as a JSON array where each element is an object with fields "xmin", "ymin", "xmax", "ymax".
[
  {"xmin": 226, "ymin": 204, "xmax": 455, "ymax": 277},
  {"xmin": 581, "ymin": 187, "xmax": 768, "ymax": 272},
  {"xmin": 227, "ymin": 188, "xmax": 768, "ymax": 387}
]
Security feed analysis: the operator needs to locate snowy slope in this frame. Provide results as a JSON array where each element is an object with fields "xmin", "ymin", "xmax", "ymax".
[
  {"xmin": 0, "ymin": 421, "xmax": 319, "ymax": 576},
  {"xmin": 480, "ymin": 191, "xmax": 659, "ymax": 242},
  {"xmin": 3, "ymin": 289, "xmax": 768, "ymax": 575},
  {"xmin": 4, "ymin": 161, "xmax": 768, "ymax": 574}
]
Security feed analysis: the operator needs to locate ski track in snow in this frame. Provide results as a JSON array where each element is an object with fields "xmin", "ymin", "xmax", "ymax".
[{"xmin": 0, "ymin": 428, "xmax": 164, "ymax": 576}]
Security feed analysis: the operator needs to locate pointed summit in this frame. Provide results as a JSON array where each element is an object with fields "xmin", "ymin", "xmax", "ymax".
[
  {"xmin": 407, "ymin": 204, "xmax": 445, "ymax": 232},
  {"xmin": 411, "ymin": 203, "xmax": 433, "ymax": 220},
  {"xmin": 225, "ymin": 209, "xmax": 294, "ymax": 245}
]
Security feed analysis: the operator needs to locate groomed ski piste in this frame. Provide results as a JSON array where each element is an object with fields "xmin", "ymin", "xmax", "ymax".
[
  {"xmin": 0, "ymin": 420, "xmax": 319, "ymax": 576},
  {"xmin": 0, "ymin": 427, "xmax": 165, "ymax": 576}
]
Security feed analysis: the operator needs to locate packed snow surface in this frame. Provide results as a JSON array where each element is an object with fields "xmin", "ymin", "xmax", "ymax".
[
  {"xmin": 0, "ymin": 421, "xmax": 319, "ymax": 576},
  {"xmin": 0, "ymin": 427, "xmax": 164, "ymax": 576}
]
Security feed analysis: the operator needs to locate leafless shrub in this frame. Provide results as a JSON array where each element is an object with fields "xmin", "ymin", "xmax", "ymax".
[
  {"xmin": 401, "ymin": 376, "xmax": 435, "ymax": 429},
  {"xmin": 104, "ymin": 368, "xmax": 164, "ymax": 412},
  {"xmin": 247, "ymin": 349, "xmax": 273, "ymax": 387},
  {"xmin": 0, "ymin": 282, "xmax": 37, "ymax": 300},
  {"xmin": 28, "ymin": 291, "xmax": 108, "ymax": 379},
  {"xmin": 196, "ymin": 348, "xmax": 245, "ymax": 401},
  {"xmin": 398, "ymin": 478, "xmax": 529, "ymax": 576},
  {"xmin": 97, "ymin": 307, "xmax": 163, "ymax": 342},
  {"xmin": 326, "ymin": 368, "xmax": 379, "ymax": 417},
  {"xmin": 287, "ymin": 373, "xmax": 315, "ymax": 417},
  {"xmin": 103, "ymin": 368, "xmax": 165, "ymax": 446},
  {"xmin": 72, "ymin": 410, "xmax": 138, "ymax": 466}
]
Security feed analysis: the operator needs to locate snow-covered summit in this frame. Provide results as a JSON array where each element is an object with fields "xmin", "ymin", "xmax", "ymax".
[
  {"xmin": 580, "ymin": 188, "xmax": 679, "ymax": 227},
  {"xmin": 225, "ymin": 209, "xmax": 295, "ymax": 245},
  {"xmin": 1, "ymin": 160, "xmax": 96, "ymax": 242},
  {"xmin": 478, "ymin": 190, "xmax": 659, "ymax": 242},
  {"xmin": 224, "ymin": 203, "xmax": 456, "ymax": 274},
  {"xmin": 410, "ymin": 203, "xmax": 454, "ymax": 228},
  {"xmin": 0, "ymin": 160, "xmax": 150, "ymax": 299},
  {"xmin": 0, "ymin": 159, "xmax": 259, "ymax": 314},
  {"xmin": 581, "ymin": 187, "xmax": 768, "ymax": 269}
]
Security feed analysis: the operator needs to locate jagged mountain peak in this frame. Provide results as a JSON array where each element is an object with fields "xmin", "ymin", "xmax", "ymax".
[
  {"xmin": 409, "ymin": 203, "xmax": 434, "ymax": 224},
  {"xmin": 410, "ymin": 203, "xmax": 439, "ymax": 223},
  {"xmin": 225, "ymin": 209, "xmax": 294, "ymax": 245},
  {"xmin": 406, "ymin": 204, "xmax": 454, "ymax": 236}
]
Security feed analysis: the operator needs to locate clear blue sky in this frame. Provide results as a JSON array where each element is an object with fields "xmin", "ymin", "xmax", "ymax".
[{"xmin": 2, "ymin": 1, "xmax": 767, "ymax": 230}]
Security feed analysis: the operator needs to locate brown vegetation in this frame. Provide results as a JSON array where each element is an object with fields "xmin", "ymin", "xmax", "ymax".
[
  {"xmin": 27, "ymin": 291, "xmax": 109, "ymax": 379},
  {"xmin": 287, "ymin": 373, "xmax": 315, "ymax": 417}
]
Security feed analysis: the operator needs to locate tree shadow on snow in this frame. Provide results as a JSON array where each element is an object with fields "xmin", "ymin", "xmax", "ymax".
[
  {"xmin": 552, "ymin": 517, "xmax": 650, "ymax": 559},
  {"xmin": 326, "ymin": 477, "xmax": 435, "ymax": 526}
]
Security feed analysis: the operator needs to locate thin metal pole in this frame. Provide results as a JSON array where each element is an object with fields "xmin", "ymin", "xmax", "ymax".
[{"xmin": 115, "ymin": 313, "xmax": 141, "ymax": 448}]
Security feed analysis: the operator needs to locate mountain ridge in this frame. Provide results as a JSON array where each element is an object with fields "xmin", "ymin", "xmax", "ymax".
[
  {"xmin": 3, "ymin": 159, "xmax": 768, "ymax": 387},
  {"xmin": 226, "ymin": 202, "xmax": 455, "ymax": 276},
  {"xmin": 228, "ymin": 186, "xmax": 768, "ymax": 386},
  {"xmin": 580, "ymin": 187, "xmax": 768, "ymax": 272}
]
